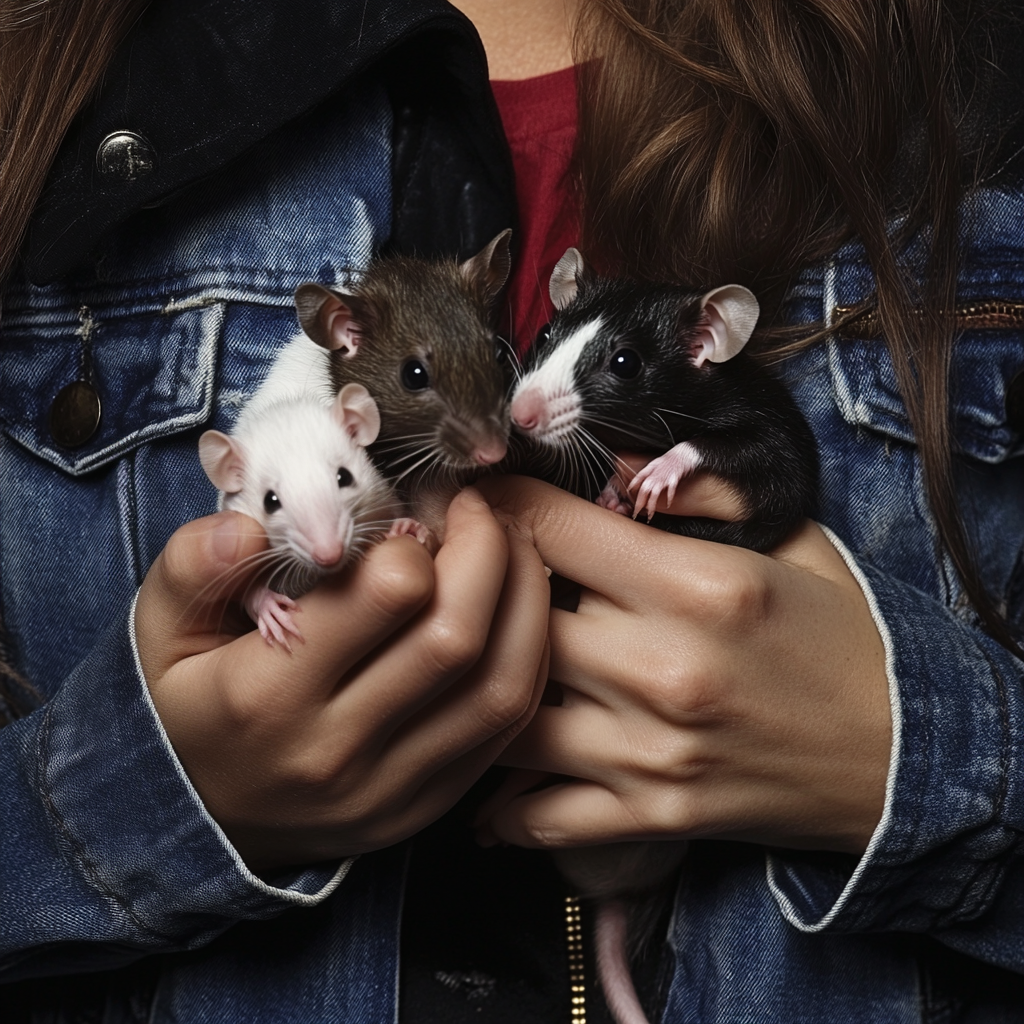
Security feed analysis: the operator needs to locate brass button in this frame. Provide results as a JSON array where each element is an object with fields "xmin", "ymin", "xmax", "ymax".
[
  {"xmin": 1007, "ymin": 370, "xmax": 1024, "ymax": 434},
  {"xmin": 49, "ymin": 382, "xmax": 101, "ymax": 448},
  {"xmin": 96, "ymin": 131, "xmax": 156, "ymax": 181}
]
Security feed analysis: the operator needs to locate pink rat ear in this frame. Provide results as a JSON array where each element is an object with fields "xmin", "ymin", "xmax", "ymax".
[
  {"xmin": 294, "ymin": 282, "xmax": 364, "ymax": 358},
  {"xmin": 331, "ymin": 383, "xmax": 381, "ymax": 447},
  {"xmin": 198, "ymin": 430, "xmax": 247, "ymax": 493},
  {"xmin": 549, "ymin": 247, "xmax": 585, "ymax": 310},
  {"xmin": 690, "ymin": 285, "xmax": 760, "ymax": 367}
]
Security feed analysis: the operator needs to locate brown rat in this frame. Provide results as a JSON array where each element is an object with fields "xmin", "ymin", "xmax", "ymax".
[{"xmin": 294, "ymin": 232, "xmax": 514, "ymax": 519}]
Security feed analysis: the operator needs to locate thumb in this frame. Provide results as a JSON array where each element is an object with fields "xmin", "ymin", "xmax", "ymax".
[{"xmin": 135, "ymin": 511, "xmax": 268, "ymax": 679}]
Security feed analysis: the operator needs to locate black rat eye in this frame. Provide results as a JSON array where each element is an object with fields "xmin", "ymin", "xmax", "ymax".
[
  {"xmin": 337, "ymin": 468, "xmax": 354, "ymax": 488},
  {"xmin": 263, "ymin": 490, "xmax": 281, "ymax": 513},
  {"xmin": 535, "ymin": 322, "xmax": 552, "ymax": 348},
  {"xmin": 400, "ymin": 357, "xmax": 430, "ymax": 391},
  {"xmin": 609, "ymin": 348, "xmax": 643, "ymax": 379}
]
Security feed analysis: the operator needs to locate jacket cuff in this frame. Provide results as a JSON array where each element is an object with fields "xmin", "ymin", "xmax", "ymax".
[
  {"xmin": 767, "ymin": 526, "xmax": 1024, "ymax": 934},
  {"xmin": 38, "ymin": 593, "xmax": 349, "ymax": 946}
]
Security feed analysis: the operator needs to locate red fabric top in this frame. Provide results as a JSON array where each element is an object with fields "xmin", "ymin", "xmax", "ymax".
[{"xmin": 490, "ymin": 66, "xmax": 580, "ymax": 355}]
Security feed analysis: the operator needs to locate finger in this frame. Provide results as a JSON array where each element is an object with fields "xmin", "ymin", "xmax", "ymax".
[
  {"xmin": 136, "ymin": 511, "xmax": 269, "ymax": 677},
  {"xmin": 494, "ymin": 702, "xmax": 624, "ymax": 779},
  {"xmin": 478, "ymin": 475, "xmax": 741, "ymax": 609},
  {"xmin": 485, "ymin": 779, "xmax": 645, "ymax": 848},
  {"xmin": 377, "ymin": 528, "xmax": 550, "ymax": 770},
  {"xmin": 322, "ymin": 487, "xmax": 511, "ymax": 729},
  {"xmin": 238, "ymin": 533, "xmax": 437, "ymax": 698}
]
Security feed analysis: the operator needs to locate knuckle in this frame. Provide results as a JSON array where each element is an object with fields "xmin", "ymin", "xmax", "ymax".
[
  {"xmin": 638, "ymin": 662, "xmax": 718, "ymax": 721},
  {"xmin": 690, "ymin": 561, "xmax": 772, "ymax": 629},
  {"xmin": 362, "ymin": 546, "xmax": 435, "ymax": 618},
  {"xmin": 639, "ymin": 786, "xmax": 697, "ymax": 835},
  {"xmin": 422, "ymin": 617, "xmax": 487, "ymax": 675},
  {"xmin": 476, "ymin": 678, "xmax": 535, "ymax": 734}
]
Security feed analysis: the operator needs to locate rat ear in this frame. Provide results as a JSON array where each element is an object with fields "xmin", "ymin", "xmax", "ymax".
[
  {"xmin": 459, "ymin": 228, "xmax": 512, "ymax": 302},
  {"xmin": 198, "ymin": 430, "xmax": 246, "ymax": 493},
  {"xmin": 549, "ymin": 248, "xmax": 585, "ymax": 309},
  {"xmin": 332, "ymin": 383, "xmax": 381, "ymax": 446},
  {"xmin": 690, "ymin": 285, "xmax": 760, "ymax": 367},
  {"xmin": 295, "ymin": 282, "xmax": 364, "ymax": 358}
]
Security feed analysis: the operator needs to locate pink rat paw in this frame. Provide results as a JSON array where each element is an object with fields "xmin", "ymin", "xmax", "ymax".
[
  {"xmin": 388, "ymin": 517, "xmax": 439, "ymax": 555},
  {"xmin": 246, "ymin": 585, "xmax": 303, "ymax": 650},
  {"xmin": 628, "ymin": 441, "xmax": 703, "ymax": 521},
  {"xmin": 595, "ymin": 477, "xmax": 634, "ymax": 516}
]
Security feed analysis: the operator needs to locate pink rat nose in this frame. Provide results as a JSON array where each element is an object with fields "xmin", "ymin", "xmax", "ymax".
[
  {"xmin": 312, "ymin": 543, "xmax": 344, "ymax": 567},
  {"xmin": 510, "ymin": 389, "xmax": 548, "ymax": 432},
  {"xmin": 473, "ymin": 438, "xmax": 508, "ymax": 465}
]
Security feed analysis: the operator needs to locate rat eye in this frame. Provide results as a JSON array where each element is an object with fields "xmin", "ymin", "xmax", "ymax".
[
  {"xmin": 534, "ymin": 322, "xmax": 552, "ymax": 349},
  {"xmin": 337, "ymin": 468, "xmax": 354, "ymax": 488},
  {"xmin": 609, "ymin": 348, "xmax": 643, "ymax": 379},
  {"xmin": 400, "ymin": 357, "xmax": 430, "ymax": 391},
  {"xmin": 263, "ymin": 490, "xmax": 281, "ymax": 514}
]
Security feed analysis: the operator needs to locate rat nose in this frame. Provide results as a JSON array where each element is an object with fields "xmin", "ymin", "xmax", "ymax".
[
  {"xmin": 473, "ymin": 438, "xmax": 508, "ymax": 465},
  {"xmin": 511, "ymin": 389, "xmax": 548, "ymax": 432},
  {"xmin": 312, "ymin": 543, "xmax": 344, "ymax": 567}
]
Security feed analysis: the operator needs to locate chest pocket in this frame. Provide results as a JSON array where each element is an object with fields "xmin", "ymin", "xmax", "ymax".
[{"xmin": 0, "ymin": 301, "xmax": 224, "ymax": 475}]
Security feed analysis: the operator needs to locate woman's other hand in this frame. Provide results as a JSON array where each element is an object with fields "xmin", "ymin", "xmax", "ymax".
[
  {"xmin": 134, "ymin": 488, "xmax": 550, "ymax": 874},
  {"xmin": 474, "ymin": 473, "xmax": 891, "ymax": 857}
]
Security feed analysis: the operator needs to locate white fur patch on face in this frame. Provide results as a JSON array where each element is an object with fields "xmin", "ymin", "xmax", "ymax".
[
  {"xmin": 517, "ymin": 317, "xmax": 603, "ymax": 403},
  {"xmin": 512, "ymin": 317, "xmax": 604, "ymax": 442}
]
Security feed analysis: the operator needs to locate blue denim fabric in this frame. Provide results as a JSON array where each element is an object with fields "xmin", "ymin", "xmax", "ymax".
[
  {"xmin": 2, "ymin": 84, "xmax": 1024, "ymax": 1022},
  {"xmin": 0, "ymin": 82, "xmax": 407, "ymax": 1023}
]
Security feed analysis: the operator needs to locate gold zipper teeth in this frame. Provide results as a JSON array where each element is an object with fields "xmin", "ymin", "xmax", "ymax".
[
  {"xmin": 831, "ymin": 300, "xmax": 1024, "ymax": 338},
  {"xmin": 566, "ymin": 895, "xmax": 587, "ymax": 1023}
]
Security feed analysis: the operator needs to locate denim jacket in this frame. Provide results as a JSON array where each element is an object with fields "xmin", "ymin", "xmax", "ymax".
[{"xmin": 2, "ymin": 68, "xmax": 1024, "ymax": 1024}]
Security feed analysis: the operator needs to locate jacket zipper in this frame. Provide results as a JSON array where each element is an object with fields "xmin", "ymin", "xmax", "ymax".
[
  {"xmin": 566, "ymin": 895, "xmax": 587, "ymax": 1022},
  {"xmin": 831, "ymin": 300, "xmax": 1024, "ymax": 338}
]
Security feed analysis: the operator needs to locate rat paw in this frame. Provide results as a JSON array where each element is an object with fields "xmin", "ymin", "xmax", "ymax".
[
  {"xmin": 246, "ymin": 586, "xmax": 303, "ymax": 650},
  {"xmin": 388, "ymin": 517, "xmax": 439, "ymax": 555},
  {"xmin": 628, "ymin": 442, "xmax": 702, "ymax": 521},
  {"xmin": 596, "ymin": 478, "xmax": 634, "ymax": 516}
]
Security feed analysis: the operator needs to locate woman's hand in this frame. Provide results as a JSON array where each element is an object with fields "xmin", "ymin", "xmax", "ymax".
[
  {"xmin": 134, "ymin": 488, "xmax": 550, "ymax": 873},
  {"xmin": 474, "ymin": 474, "xmax": 891, "ymax": 857}
]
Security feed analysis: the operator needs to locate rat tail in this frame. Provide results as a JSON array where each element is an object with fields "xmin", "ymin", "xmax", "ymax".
[{"xmin": 595, "ymin": 898, "xmax": 652, "ymax": 1024}]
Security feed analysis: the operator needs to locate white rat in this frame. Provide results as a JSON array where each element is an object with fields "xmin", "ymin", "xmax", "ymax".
[{"xmin": 199, "ymin": 384, "xmax": 423, "ymax": 647}]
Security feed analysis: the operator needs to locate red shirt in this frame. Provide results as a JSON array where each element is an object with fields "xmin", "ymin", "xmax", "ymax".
[{"xmin": 490, "ymin": 66, "xmax": 579, "ymax": 355}]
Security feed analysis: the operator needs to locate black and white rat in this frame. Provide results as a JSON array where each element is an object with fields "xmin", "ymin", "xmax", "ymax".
[
  {"xmin": 510, "ymin": 249, "xmax": 820, "ymax": 1024},
  {"xmin": 198, "ymin": 384, "xmax": 418, "ymax": 647},
  {"xmin": 511, "ymin": 247, "xmax": 818, "ymax": 552},
  {"xmin": 294, "ymin": 230, "xmax": 514, "ymax": 529}
]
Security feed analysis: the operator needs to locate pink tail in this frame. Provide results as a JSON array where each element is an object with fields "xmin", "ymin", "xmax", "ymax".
[{"xmin": 594, "ymin": 899, "xmax": 651, "ymax": 1024}]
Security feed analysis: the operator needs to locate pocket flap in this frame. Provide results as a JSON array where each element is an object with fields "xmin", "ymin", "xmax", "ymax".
[{"xmin": 0, "ymin": 302, "xmax": 224, "ymax": 475}]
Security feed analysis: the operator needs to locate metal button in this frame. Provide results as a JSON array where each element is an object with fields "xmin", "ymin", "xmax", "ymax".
[
  {"xmin": 1007, "ymin": 370, "xmax": 1024, "ymax": 434},
  {"xmin": 96, "ymin": 131, "xmax": 156, "ymax": 181},
  {"xmin": 49, "ymin": 382, "xmax": 102, "ymax": 448}
]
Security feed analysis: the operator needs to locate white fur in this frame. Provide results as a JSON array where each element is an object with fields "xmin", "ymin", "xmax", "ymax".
[
  {"xmin": 512, "ymin": 317, "xmax": 603, "ymax": 441},
  {"xmin": 237, "ymin": 331, "xmax": 334, "ymax": 429}
]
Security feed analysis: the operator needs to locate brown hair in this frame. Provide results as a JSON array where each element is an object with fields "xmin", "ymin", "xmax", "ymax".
[
  {"xmin": 0, "ymin": 0, "xmax": 149, "ymax": 284},
  {"xmin": 0, "ymin": 0, "xmax": 148, "ymax": 723},
  {"xmin": 573, "ymin": 0, "xmax": 1020, "ymax": 654}
]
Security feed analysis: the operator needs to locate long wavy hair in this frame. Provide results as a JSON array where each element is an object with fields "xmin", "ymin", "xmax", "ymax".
[
  {"xmin": 573, "ymin": 0, "xmax": 1021, "ymax": 655},
  {"xmin": 0, "ymin": 0, "xmax": 148, "ymax": 723}
]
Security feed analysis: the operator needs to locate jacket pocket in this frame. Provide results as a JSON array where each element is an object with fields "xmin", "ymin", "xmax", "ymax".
[{"xmin": 0, "ymin": 301, "xmax": 225, "ymax": 475}]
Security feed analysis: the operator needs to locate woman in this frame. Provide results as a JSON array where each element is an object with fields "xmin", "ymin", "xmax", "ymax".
[{"xmin": 2, "ymin": 1, "xmax": 1022, "ymax": 1021}]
